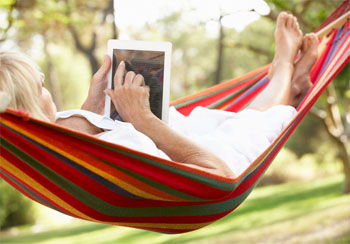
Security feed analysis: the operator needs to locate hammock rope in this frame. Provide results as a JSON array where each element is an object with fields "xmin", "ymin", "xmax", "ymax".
[{"xmin": 1, "ymin": 3, "xmax": 349, "ymax": 233}]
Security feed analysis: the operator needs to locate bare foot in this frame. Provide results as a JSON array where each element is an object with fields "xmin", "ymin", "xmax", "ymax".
[
  {"xmin": 268, "ymin": 12, "xmax": 303, "ymax": 80},
  {"xmin": 247, "ymin": 13, "xmax": 303, "ymax": 111},
  {"xmin": 289, "ymin": 33, "xmax": 319, "ymax": 107}
]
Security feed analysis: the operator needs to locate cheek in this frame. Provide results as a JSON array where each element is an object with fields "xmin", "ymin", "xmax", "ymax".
[{"xmin": 41, "ymin": 88, "xmax": 57, "ymax": 121}]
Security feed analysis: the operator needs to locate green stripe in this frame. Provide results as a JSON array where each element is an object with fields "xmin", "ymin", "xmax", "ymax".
[
  {"xmin": 97, "ymin": 157, "xmax": 206, "ymax": 201},
  {"xmin": 39, "ymin": 123, "xmax": 240, "ymax": 192},
  {"xmin": 1, "ymin": 169, "xmax": 45, "ymax": 206},
  {"xmin": 2, "ymin": 137, "xmax": 252, "ymax": 217},
  {"xmin": 174, "ymin": 71, "xmax": 265, "ymax": 109},
  {"xmin": 207, "ymin": 82, "xmax": 257, "ymax": 109}
]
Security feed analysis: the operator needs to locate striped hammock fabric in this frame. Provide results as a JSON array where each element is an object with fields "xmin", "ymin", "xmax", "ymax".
[{"xmin": 1, "ymin": 6, "xmax": 350, "ymax": 234}]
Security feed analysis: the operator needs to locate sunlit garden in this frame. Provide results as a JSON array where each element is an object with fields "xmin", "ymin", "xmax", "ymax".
[{"xmin": 1, "ymin": 0, "xmax": 349, "ymax": 243}]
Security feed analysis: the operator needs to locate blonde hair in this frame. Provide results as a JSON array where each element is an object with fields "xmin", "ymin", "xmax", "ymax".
[{"xmin": 0, "ymin": 50, "xmax": 50, "ymax": 121}]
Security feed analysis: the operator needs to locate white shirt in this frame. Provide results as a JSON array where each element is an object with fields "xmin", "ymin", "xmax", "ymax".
[{"xmin": 56, "ymin": 105, "xmax": 296, "ymax": 176}]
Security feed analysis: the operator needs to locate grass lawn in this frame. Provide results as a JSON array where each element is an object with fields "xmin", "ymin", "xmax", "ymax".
[{"xmin": 0, "ymin": 175, "xmax": 349, "ymax": 244}]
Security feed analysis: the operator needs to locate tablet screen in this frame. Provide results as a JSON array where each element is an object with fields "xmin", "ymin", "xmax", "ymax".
[{"xmin": 111, "ymin": 49, "xmax": 165, "ymax": 121}]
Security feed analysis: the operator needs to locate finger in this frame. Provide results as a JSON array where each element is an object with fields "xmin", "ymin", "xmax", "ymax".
[
  {"xmin": 104, "ymin": 89, "xmax": 114, "ymax": 98},
  {"xmin": 94, "ymin": 55, "xmax": 111, "ymax": 80},
  {"xmin": 124, "ymin": 71, "xmax": 136, "ymax": 87},
  {"xmin": 114, "ymin": 61, "xmax": 125, "ymax": 87},
  {"xmin": 133, "ymin": 74, "xmax": 145, "ymax": 87}
]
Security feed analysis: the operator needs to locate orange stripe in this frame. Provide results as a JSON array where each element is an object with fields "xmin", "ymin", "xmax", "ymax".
[
  {"xmin": 170, "ymin": 64, "xmax": 270, "ymax": 106},
  {"xmin": 1, "ymin": 159, "xmax": 212, "ymax": 231},
  {"xmin": 1, "ymin": 157, "xmax": 97, "ymax": 221},
  {"xmin": 1, "ymin": 118, "xmax": 185, "ymax": 201}
]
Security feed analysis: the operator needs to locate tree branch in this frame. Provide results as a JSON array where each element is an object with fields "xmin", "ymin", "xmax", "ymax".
[
  {"xmin": 264, "ymin": 6, "xmax": 315, "ymax": 32},
  {"xmin": 67, "ymin": 25, "xmax": 89, "ymax": 55},
  {"xmin": 325, "ymin": 84, "xmax": 344, "ymax": 136},
  {"xmin": 301, "ymin": 0, "xmax": 313, "ymax": 15}
]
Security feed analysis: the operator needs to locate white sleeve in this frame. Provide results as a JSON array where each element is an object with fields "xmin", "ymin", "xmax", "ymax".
[
  {"xmin": 56, "ymin": 110, "xmax": 170, "ymax": 160},
  {"xmin": 56, "ymin": 110, "xmax": 117, "ymax": 131}
]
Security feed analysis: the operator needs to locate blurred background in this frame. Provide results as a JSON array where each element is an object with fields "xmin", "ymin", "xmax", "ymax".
[{"xmin": 0, "ymin": 0, "xmax": 349, "ymax": 243}]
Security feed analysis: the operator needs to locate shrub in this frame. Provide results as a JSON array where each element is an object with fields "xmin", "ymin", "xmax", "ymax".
[{"xmin": 0, "ymin": 180, "xmax": 35, "ymax": 229}]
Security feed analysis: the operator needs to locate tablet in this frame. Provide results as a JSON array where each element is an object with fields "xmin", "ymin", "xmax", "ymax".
[{"xmin": 105, "ymin": 40, "xmax": 172, "ymax": 123}]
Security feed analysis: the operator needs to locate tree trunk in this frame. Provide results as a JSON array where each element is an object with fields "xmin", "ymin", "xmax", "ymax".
[
  {"xmin": 215, "ymin": 16, "xmax": 224, "ymax": 85},
  {"xmin": 87, "ymin": 50, "xmax": 99, "ymax": 75},
  {"xmin": 338, "ymin": 139, "xmax": 350, "ymax": 193},
  {"xmin": 43, "ymin": 40, "xmax": 62, "ymax": 111},
  {"xmin": 310, "ymin": 83, "xmax": 350, "ymax": 194}
]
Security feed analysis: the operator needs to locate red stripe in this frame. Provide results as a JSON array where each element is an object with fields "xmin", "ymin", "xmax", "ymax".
[
  {"xmin": 310, "ymin": 30, "xmax": 337, "ymax": 82},
  {"xmin": 177, "ymin": 71, "xmax": 266, "ymax": 115},
  {"xmin": 0, "ymin": 148, "xmax": 111, "ymax": 221},
  {"xmin": 2, "ymin": 124, "xmax": 236, "ymax": 208},
  {"xmin": 227, "ymin": 78, "xmax": 269, "ymax": 112},
  {"xmin": 1, "ymin": 143, "xmax": 238, "ymax": 225},
  {"xmin": 0, "ymin": 168, "xmax": 81, "ymax": 219},
  {"xmin": 3, "ymin": 115, "xmax": 233, "ymax": 200},
  {"xmin": 2, "ymin": 124, "xmax": 157, "ymax": 207}
]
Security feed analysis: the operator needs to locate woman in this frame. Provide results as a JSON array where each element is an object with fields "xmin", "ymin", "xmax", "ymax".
[{"xmin": 0, "ymin": 13, "xmax": 318, "ymax": 178}]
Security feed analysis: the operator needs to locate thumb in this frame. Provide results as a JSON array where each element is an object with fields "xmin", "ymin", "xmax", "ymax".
[{"xmin": 94, "ymin": 55, "xmax": 111, "ymax": 79}]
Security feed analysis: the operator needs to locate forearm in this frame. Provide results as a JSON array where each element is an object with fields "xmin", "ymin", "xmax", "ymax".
[
  {"xmin": 55, "ymin": 116, "xmax": 103, "ymax": 135},
  {"xmin": 133, "ymin": 113, "xmax": 235, "ymax": 178}
]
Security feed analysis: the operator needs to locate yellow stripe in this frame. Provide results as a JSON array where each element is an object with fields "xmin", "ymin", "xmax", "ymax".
[
  {"xmin": 1, "ymin": 118, "xmax": 185, "ymax": 202},
  {"xmin": 0, "ymin": 157, "xmax": 97, "ymax": 222},
  {"xmin": 2, "ymin": 158, "xmax": 211, "ymax": 230},
  {"xmin": 305, "ymin": 36, "xmax": 350, "ymax": 104}
]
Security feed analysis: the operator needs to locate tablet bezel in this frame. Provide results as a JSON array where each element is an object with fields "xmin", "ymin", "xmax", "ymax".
[{"xmin": 105, "ymin": 40, "xmax": 172, "ymax": 123}]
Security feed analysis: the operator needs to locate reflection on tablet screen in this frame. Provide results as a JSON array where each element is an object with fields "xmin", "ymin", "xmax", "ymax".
[{"xmin": 111, "ymin": 49, "xmax": 165, "ymax": 121}]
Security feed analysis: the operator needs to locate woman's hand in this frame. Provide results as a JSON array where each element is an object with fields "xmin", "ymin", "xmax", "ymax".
[
  {"xmin": 106, "ymin": 61, "xmax": 234, "ymax": 178},
  {"xmin": 105, "ymin": 61, "xmax": 154, "ymax": 127},
  {"xmin": 81, "ymin": 55, "xmax": 111, "ymax": 115}
]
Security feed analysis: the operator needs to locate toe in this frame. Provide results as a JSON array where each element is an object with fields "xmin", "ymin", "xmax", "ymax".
[
  {"xmin": 277, "ymin": 12, "xmax": 288, "ymax": 28},
  {"xmin": 286, "ymin": 14, "xmax": 294, "ymax": 28},
  {"xmin": 302, "ymin": 35, "xmax": 310, "ymax": 51},
  {"xmin": 304, "ymin": 33, "xmax": 319, "ymax": 52},
  {"xmin": 308, "ymin": 33, "xmax": 319, "ymax": 45},
  {"xmin": 292, "ymin": 16, "xmax": 297, "ymax": 29},
  {"xmin": 293, "ymin": 16, "xmax": 299, "ymax": 31}
]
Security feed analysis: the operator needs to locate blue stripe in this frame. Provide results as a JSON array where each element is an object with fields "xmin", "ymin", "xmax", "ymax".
[
  {"xmin": 0, "ymin": 169, "xmax": 68, "ymax": 215},
  {"xmin": 1, "ymin": 122, "xmax": 143, "ymax": 199}
]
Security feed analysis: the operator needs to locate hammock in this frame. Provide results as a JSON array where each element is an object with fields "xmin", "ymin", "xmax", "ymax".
[{"xmin": 1, "ymin": 2, "xmax": 349, "ymax": 234}]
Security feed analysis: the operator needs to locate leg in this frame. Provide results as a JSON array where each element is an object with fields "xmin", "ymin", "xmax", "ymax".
[
  {"xmin": 246, "ymin": 13, "xmax": 302, "ymax": 111},
  {"xmin": 289, "ymin": 33, "xmax": 318, "ymax": 107}
]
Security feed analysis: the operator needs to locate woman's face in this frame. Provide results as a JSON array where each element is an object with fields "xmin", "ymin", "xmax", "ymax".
[{"xmin": 37, "ymin": 72, "xmax": 57, "ymax": 122}]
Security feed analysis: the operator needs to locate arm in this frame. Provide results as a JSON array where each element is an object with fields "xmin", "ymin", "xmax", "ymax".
[
  {"xmin": 55, "ymin": 55, "xmax": 111, "ymax": 134},
  {"xmin": 105, "ymin": 61, "xmax": 235, "ymax": 178}
]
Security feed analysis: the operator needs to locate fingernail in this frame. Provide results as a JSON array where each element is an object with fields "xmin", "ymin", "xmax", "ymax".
[{"xmin": 119, "ymin": 61, "xmax": 124, "ymax": 66}]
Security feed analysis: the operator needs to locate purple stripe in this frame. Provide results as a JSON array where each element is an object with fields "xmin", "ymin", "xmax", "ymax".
[
  {"xmin": 316, "ymin": 26, "xmax": 348, "ymax": 81},
  {"xmin": 1, "ymin": 123, "xmax": 143, "ymax": 199},
  {"xmin": 0, "ymin": 169, "xmax": 68, "ymax": 215},
  {"xmin": 226, "ymin": 76, "xmax": 269, "ymax": 110}
]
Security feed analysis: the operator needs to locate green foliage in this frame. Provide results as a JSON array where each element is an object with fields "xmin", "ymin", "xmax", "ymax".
[
  {"xmin": 0, "ymin": 0, "xmax": 15, "ymax": 8},
  {"xmin": 285, "ymin": 113, "xmax": 327, "ymax": 156},
  {"xmin": 1, "ymin": 175, "xmax": 348, "ymax": 243},
  {"xmin": 0, "ymin": 180, "xmax": 35, "ymax": 229}
]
